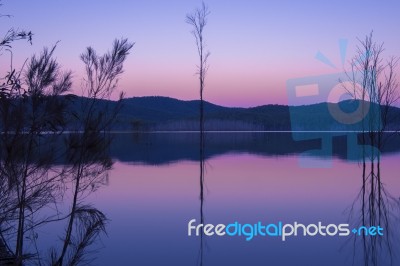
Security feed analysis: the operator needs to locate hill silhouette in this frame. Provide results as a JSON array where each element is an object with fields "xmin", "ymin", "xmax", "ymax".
[
  {"xmin": 3, "ymin": 95, "xmax": 398, "ymax": 131},
  {"xmin": 98, "ymin": 96, "xmax": 400, "ymax": 131}
]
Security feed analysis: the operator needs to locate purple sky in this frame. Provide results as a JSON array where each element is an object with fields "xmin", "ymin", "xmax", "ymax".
[{"xmin": 1, "ymin": 0, "xmax": 400, "ymax": 107}]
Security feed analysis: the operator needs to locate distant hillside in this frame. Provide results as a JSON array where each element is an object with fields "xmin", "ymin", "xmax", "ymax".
[
  {"xmin": 109, "ymin": 96, "xmax": 400, "ymax": 131},
  {"xmin": 9, "ymin": 95, "xmax": 397, "ymax": 131},
  {"xmin": 114, "ymin": 96, "xmax": 290, "ymax": 131}
]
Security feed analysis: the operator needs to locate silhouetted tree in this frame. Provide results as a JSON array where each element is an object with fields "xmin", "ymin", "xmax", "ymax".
[
  {"xmin": 346, "ymin": 32, "xmax": 399, "ymax": 266},
  {"xmin": 186, "ymin": 3, "xmax": 210, "ymax": 265},
  {"xmin": 0, "ymin": 44, "xmax": 72, "ymax": 265},
  {"xmin": 347, "ymin": 32, "xmax": 399, "ymax": 150},
  {"xmin": 186, "ymin": 1, "xmax": 210, "ymax": 134},
  {"xmin": 0, "ymin": 0, "xmax": 33, "ymax": 100},
  {"xmin": 1, "ymin": 3, "xmax": 134, "ymax": 264},
  {"xmin": 54, "ymin": 38, "xmax": 134, "ymax": 266},
  {"xmin": 0, "ymin": 1, "xmax": 32, "ymax": 50}
]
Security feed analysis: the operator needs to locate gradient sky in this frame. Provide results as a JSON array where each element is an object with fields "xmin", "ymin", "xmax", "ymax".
[{"xmin": 1, "ymin": 0, "xmax": 400, "ymax": 107}]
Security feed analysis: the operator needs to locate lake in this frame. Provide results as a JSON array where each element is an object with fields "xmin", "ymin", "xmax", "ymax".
[{"xmin": 14, "ymin": 132, "xmax": 400, "ymax": 265}]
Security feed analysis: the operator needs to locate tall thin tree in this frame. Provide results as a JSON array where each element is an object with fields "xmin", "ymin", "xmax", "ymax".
[
  {"xmin": 186, "ymin": 3, "xmax": 210, "ymax": 265},
  {"xmin": 186, "ymin": 2, "xmax": 210, "ymax": 135}
]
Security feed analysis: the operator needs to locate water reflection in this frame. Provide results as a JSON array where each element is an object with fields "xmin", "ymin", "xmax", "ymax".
[
  {"xmin": 92, "ymin": 134, "xmax": 400, "ymax": 265},
  {"xmin": 1, "ymin": 132, "xmax": 400, "ymax": 265},
  {"xmin": 199, "ymin": 119, "xmax": 206, "ymax": 266},
  {"xmin": 198, "ymin": 135, "xmax": 205, "ymax": 266},
  {"xmin": 0, "ymin": 131, "xmax": 66, "ymax": 264},
  {"xmin": 111, "ymin": 132, "xmax": 400, "ymax": 165},
  {"xmin": 0, "ymin": 131, "xmax": 111, "ymax": 265},
  {"xmin": 0, "ymin": 124, "xmax": 115, "ymax": 264},
  {"xmin": 348, "ymin": 133, "xmax": 400, "ymax": 266}
]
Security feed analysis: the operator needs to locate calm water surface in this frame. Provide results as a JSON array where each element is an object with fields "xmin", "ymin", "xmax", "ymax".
[{"xmin": 38, "ymin": 133, "xmax": 400, "ymax": 265}]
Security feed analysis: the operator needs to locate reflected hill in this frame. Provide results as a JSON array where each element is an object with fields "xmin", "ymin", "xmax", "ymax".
[
  {"xmin": 1, "ymin": 132, "xmax": 400, "ymax": 165},
  {"xmin": 110, "ymin": 132, "xmax": 400, "ymax": 165}
]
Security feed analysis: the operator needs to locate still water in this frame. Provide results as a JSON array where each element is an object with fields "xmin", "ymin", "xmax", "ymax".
[{"xmin": 36, "ymin": 133, "xmax": 400, "ymax": 265}]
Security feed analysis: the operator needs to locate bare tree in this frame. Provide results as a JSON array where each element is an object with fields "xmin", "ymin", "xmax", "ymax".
[
  {"xmin": 348, "ymin": 32, "xmax": 399, "ymax": 149},
  {"xmin": 186, "ymin": 3, "xmax": 210, "ymax": 266},
  {"xmin": 186, "ymin": 1, "xmax": 210, "ymax": 134},
  {"xmin": 346, "ymin": 32, "xmax": 400, "ymax": 266}
]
